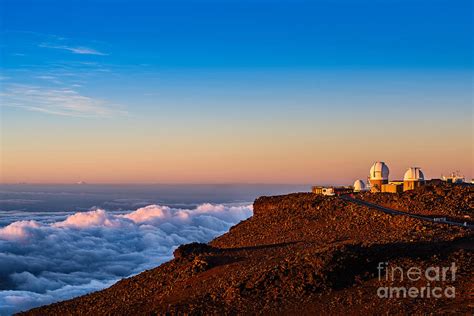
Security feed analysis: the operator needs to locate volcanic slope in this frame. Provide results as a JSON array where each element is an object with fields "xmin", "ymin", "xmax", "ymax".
[{"xmin": 23, "ymin": 185, "xmax": 473, "ymax": 315}]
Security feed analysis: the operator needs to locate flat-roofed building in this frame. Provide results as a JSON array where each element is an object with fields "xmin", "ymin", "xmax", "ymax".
[
  {"xmin": 312, "ymin": 186, "xmax": 353, "ymax": 196},
  {"xmin": 382, "ymin": 181, "xmax": 404, "ymax": 193}
]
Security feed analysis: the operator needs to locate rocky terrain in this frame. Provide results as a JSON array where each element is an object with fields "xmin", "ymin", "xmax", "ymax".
[
  {"xmin": 359, "ymin": 181, "xmax": 473, "ymax": 223},
  {"xmin": 22, "ymin": 184, "xmax": 473, "ymax": 315}
]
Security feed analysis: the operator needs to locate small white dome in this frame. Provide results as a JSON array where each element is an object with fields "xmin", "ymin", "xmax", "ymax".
[
  {"xmin": 353, "ymin": 179, "xmax": 366, "ymax": 192},
  {"xmin": 369, "ymin": 162, "xmax": 389, "ymax": 181},
  {"xmin": 404, "ymin": 167, "xmax": 424, "ymax": 181}
]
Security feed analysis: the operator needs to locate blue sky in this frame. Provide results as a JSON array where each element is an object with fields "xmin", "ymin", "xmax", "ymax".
[
  {"xmin": 2, "ymin": 0, "xmax": 472, "ymax": 69},
  {"xmin": 0, "ymin": 0, "xmax": 472, "ymax": 183}
]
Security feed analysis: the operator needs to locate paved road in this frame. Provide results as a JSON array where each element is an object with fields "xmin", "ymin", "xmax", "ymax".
[{"xmin": 339, "ymin": 195, "xmax": 474, "ymax": 230}]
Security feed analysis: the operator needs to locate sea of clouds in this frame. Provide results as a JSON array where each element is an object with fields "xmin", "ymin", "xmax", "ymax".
[{"xmin": 0, "ymin": 203, "xmax": 253, "ymax": 315}]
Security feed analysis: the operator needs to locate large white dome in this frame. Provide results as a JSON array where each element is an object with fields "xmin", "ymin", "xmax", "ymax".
[
  {"xmin": 353, "ymin": 179, "xmax": 366, "ymax": 192},
  {"xmin": 404, "ymin": 167, "xmax": 424, "ymax": 181},
  {"xmin": 369, "ymin": 162, "xmax": 389, "ymax": 180}
]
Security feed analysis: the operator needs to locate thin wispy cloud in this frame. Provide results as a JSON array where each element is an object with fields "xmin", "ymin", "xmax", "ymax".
[
  {"xmin": 0, "ymin": 30, "xmax": 65, "ymax": 40},
  {"xmin": 3, "ymin": 31, "xmax": 107, "ymax": 55},
  {"xmin": 1, "ymin": 84, "xmax": 126, "ymax": 117},
  {"xmin": 39, "ymin": 43, "xmax": 107, "ymax": 56},
  {"xmin": 34, "ymin": 75, "xmax": 57, "ymax": 80}
]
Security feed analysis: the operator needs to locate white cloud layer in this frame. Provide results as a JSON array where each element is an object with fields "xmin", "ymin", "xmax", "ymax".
[
  {"xmin": 1, "ymin": 84, "xmax": 126, "ymax": 117},
  {"xmin": 0, "ymin": 203, "xmax": 253, "ymax": 315}
]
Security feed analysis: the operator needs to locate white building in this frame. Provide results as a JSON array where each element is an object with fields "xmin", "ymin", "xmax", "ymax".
[
  {"xmin": 403, "ymin": 167, "xmax": 425, "ymax": 191},
  {"xmin": 442, "ymin": 172, "xmax": 465, "ymax": 184},
  {"xmin": 368, "ymin": 161, "xmax": 389, "ymax": 192},
  {"xmin": 353, "ymin": 179, "xmax": 367, "ymax": 192}
]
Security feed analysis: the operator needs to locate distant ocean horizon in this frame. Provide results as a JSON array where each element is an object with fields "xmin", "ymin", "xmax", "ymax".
[
  {"xmin": 0, "ymin": 183, "xmax": 310, "ymax": 221},
  {"xmin": 0, "ymin": 183, "xmax": 308, "ymax": 314}
]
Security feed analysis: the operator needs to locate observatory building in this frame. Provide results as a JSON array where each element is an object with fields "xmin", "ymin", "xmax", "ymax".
[
  {"xmin": 403, "ymin": 167, "xmax": 425, "ymax": 191},
  {"xmin": 442, "ymin": 172, "xmax": 465, "ymax": 184},
  {"xmin": 353, "ymin": 179, "xmax": 367, "ymax": 192},
  {"xmin": 312, "ymin": 162, "xmax": 430, "ymax": 196},
  {"xmin": 368, "ymin": 162, "xmax": 389, "ymax": 192}
]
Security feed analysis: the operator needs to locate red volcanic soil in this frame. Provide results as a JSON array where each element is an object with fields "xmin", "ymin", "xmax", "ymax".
[
  {"xmin": 22, "ymin": 184, "xmax": 473, "ymax": 315},
  {"xmin": 358, "ymin": 182, "xmax": 473, "ymax": 223}
]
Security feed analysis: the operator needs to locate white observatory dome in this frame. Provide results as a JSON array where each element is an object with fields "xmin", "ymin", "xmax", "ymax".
[
  {"xmin": 353, "ymin": 179, "xmax": 366, "ymax": 192},
  {"xmin": 404, "ymin": 167, "xmax": 424, "ymax": 181},
  {"xmin": 369, "ymin": 162, "xmax": 389, "ymax": 181}
]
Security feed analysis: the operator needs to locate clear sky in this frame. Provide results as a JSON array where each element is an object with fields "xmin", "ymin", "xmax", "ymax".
[{"xmin": 0, "ymin": 0, "xmax": 472, "ymax": 184}]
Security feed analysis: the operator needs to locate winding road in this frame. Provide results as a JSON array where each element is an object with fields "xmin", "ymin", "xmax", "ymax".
[{"xmin": 339, "ymin": 194, "xmax": 474, "ymax": 230}]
